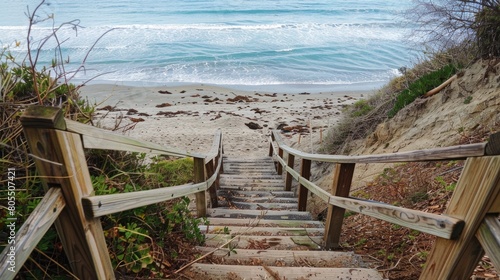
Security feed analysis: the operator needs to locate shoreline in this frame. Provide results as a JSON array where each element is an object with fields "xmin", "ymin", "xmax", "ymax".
[
  {"xmin": 80, "ymin": 83, "xmax": 374, "ymax": 157},
  {"xmin": 78, "ymin": 79, "xmax": 386, "ymax": 94}
]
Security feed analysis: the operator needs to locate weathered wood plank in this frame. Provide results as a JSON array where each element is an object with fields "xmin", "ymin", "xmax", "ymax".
[
  {"xmin": 188, "ymin": 264, "xmax": 383, "ymax": 280},
  {"xmin": 0, "ymin": 188, "xmax": 65, "ymax": 280},
  {"xmin": 206, "ymin": 159, "xmax": 218, "ymax": 208},
  {"xmin": 67, "ymin": 119, "xmax": 205, "ymax": 159},
  {"xmin": 206, "ymin": 217, "xmax": 324, "ymax": 228},
  {"xmin": 217, "ymin": 190, "xmax": 295, "ymax": 198},
  {"xmin": 207, "ymin": 208, "xmax": 313, "ymax": 220},
  {"xmin": 220, "ymin": 174, "xmax": 283, "ymax": 180},
  {"xmin": 194, "ymin": 157, "xmax": 207, "ymax": 217},
  {"xmin": 219, "ymin": 179, "xmax": 285, "ymax": 186},
  {"xmin": 205, "ymin": 129, "xmax": 222, "ymax": 164},
  {"xmin": 271, "ymin": 130, "xmax": 487, "ymax": 163},
  {"xmin": 223, "ymin": 157, "xmax": 275, "ymax": 163},
  {"xmin": 285, "ymin": 153, "xmax": 295, "ymax": 191},
  {"xmin": 420, "ymin": 156, "xmax": 500, "ymax": 280},
  {"xmin": 218, "ymin": 201, "xmax": 298, "ymax": 210},
  {"xmin": 219, "ymin": 185, "xmax": 285, "ymax": 191},
  {"xmin": 21, "ymin": 126, "xmax": 114, "ymax": 279},
  {"xmin": 331, "ymin": 196, "xmax": 464, "ymax": 239},
  {"xmin": 485, "ymin": 132, "xmax": 500, "ymax": 155},
  {"xmin": 298, "ymin": 158, "xmax": 311, "ymax": 211},
  {"xmin": 194, "ymin": 247, "xmax": 358, "ymax": 267},
  {"xmin": 324, "ymin": 163, "xmax": 354, "ymax": 249},
  {"xmin": 277, "ymin": 147, "xmax": 284, "ymax": 175},
  {"xmin": 82, "ymin": 182, "xmax": 206, "ymax": 217},
  {"xmin": 476, "ymin": 215, "xmax": 500, "ymax": 270},
  {"xmin": 204, "ymin": 234, "xmax": 323, "ymax": 250},
  {"xmin": 199, "ymin": 225, "xmax": 324, "ymax": 236},
  {"xmin": 222, "ymin": 195, "xmax": 298, "ymax": 204}
]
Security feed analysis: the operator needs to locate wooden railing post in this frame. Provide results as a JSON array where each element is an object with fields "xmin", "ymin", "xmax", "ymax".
[
  {"xmin": 205, "ymin": 159, "xmax": 218, "ymax": 208},
  {"xmin": 298, "ymin": 159, "xmax": 311, "ymax": 211},
  {"xmin": 277, "ymin": 148, "xmax": 284, "ymax": 175},
  {"xmin": 194, "ymin": 157, "xmax": 207, "ymax": 217},
  {"xmin": 285, "ymin": 153, "xmax": 295, "ymax": 191},
  {"xmin": 324, "ymin": 163, "xmax": 355, "ymax": 249},
  {"xmin": 420, "ymin": 154, "xmax": 500, "ymax": 279},
  {"xmin": 20, "ymin": 106, "xmax": 114, "ymax": 279}
]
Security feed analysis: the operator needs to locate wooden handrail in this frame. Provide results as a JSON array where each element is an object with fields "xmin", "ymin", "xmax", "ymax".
[
  {"xmin": 205, "ymin": 129, "xmax": 222, "ymax": 163},
  {"xmin": 272, "ymin": 130, "xmax": 487, "ymax": 163},
  {"xmin": 270, "ymin": 129, "xmax": 500, "ymax": 280},
  {"xmin": 271, "ymin": 148, "xmax": 464, "ymax": 239},
  {"xmin": 5, "ymin": 105, "xmax": 225, "ymax": 280},
  {"xmin": 83, "ymin": 132, "xmax": 224, "ymax": 218},
  {"xmin": 67, "ymin": 119, "xmax": 206, "ymax": 159},
  {"xmin": 0, "ymin": 188, "xmax": 65, "ymax": 280}
]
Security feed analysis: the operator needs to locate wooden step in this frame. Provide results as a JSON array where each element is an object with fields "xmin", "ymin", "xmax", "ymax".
[
  {"xmin": 217, "ymin": 201, "xmax": 298, "ymax": 210},
  {"xmin": 223, "ymin": 157, "xmax": 274, "ymax": 163},
  {"xmin": 188, "ymin": 264, "xmax": 383, "ymax": 280},
  {"xmin": 224, "ymin": 164, "xmax": 276, "ymax": 168},
  {"xmin": 207, "ymin": 208, "xmax": 312, "ymax": 220},
  {"xmin": 220, "ymin": 174, "xmax": 283, "ymax": 180},
  {"xmin": 204, "ymin": 234, "xmax": 323, "ymax": 250},
  {"xmin": 219, "ymin": 181, "xmax": 285, "ymax": 188},
  {"xmin": 217, "ymin": 190, "xmax": 296, "ymax": 198},
  {"xmin": 195, "ymin": 247, "xmax": 361, "ymax": 267},
  {"xmin": 220, "ymin": 195, "xmax": 298, "ymax": 204},
  {"xmin": 219, "ymin": 185, "xmax": 285, "ymax": 191},
  {"xmin": 206, "ymin": 217, "xmax": 324, "ymax": 228},
  {"xmin": 199, "ymin": 225, "xmax": 324, "ymax": 236}
]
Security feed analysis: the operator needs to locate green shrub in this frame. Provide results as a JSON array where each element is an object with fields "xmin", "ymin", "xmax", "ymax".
[
  {"xmin": 350, "ymin": 100, "xmax": 373, "ymax": 117},
  {"xmin": 388, "ymin": 64, "xmax": 457, "ymax": 118},
  {"xmin": 475, "ymin": 5, "xmax": 500, "ymax": 57}
]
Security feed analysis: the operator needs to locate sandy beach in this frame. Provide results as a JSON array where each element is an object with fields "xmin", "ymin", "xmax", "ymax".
[{"xmin": 80, "ymin": 84, "xmax": 373, "ymax": 157}]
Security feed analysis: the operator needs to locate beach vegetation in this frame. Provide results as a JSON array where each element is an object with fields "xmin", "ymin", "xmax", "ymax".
[
  {"xmin": 388, "ymin": 63, "xmax": 457, "ymax": 117},
  {"xmin": 1, "ymin": 1, "xmax": 205, "ymax": 278}
]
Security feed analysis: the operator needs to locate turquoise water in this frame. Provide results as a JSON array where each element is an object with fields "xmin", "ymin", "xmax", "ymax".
[{"xmin": 0, "ymin": 0, "xmax": 416, "ymax": 92}]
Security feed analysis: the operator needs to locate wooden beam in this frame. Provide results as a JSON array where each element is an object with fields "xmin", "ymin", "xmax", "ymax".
[
  {"xmin": 324, "ymin": 163, "xmax": 355, "ymax": 249},
  {"xmin": 285, "ymin": 153, "xmax": 295, "ymax": 191},
  {"xmin": 206, "ymin": 159, "xmax": 218, "ymax": 208},
  {"xmin": 0, "ymin": 188, "xmax": 65, "ymax": 280},
  {"xmin": 298, "ymin": 159, "xmax": 311, "ymax": 211},
  {"xmin": 82, "ymin": 182, "xmax": 206, "ymax": 217},
  {"xmin": 277, "ymin": 148, "xmax": 284, "ymax": 175},
  {"xmin": 476, "ymin": 215, "xmax": 500, "ymax": 270},
  {"xmin": 420, "ymin": 156, "xmax": 500, "ymax": 280},
  {"xmin": 331, "ymin": 196, "xmax": 464, "ymax": 239},
  {"xmin": 271, "ymin": 130, "xmax": 486, "ymax": 164},
  {"xmin": 21, "ymin": 126, "xmax": 115, "ymax": 279},
  {"xmin": 67, "ymin": 119, "xmax": 205, "ymax": 159},
  {"xmin": 20, "ymin": 105, "xmax": 66, "ymax": 130},
  {"xmin": 485, "ymin": 131, "xmax": 500, "ymax": 155},
  {"xmin": 277, "ymin": 155, "xmax": 464, "ymax": 239},
  {"xmin": 205, "ymin": 129, "xmax": 222, "ymax": 164},
  {"xmin": 194, "ymin": 157, "xmax": 207, "ymax": 217}
]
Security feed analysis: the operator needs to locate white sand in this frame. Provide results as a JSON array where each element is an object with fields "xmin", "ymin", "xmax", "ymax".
[{"xmin": 80, "ymin": 83, "xmax": 373, "ymax": 157}]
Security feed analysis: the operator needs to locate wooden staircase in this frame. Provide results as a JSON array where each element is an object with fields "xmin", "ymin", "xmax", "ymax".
[{"xmin": 188, "ymin": 156, "xmax": 383, "ymax": 279}]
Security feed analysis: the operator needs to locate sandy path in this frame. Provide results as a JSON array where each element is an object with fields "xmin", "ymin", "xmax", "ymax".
[{"xmin": 80, "ymin": 84, "xmax": 372, "ymax": 157}]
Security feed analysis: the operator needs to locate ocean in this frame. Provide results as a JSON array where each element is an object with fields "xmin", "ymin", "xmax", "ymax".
[{"xmin": 0, "ymin": 0, "xmax": 416, "ymax": 92}]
